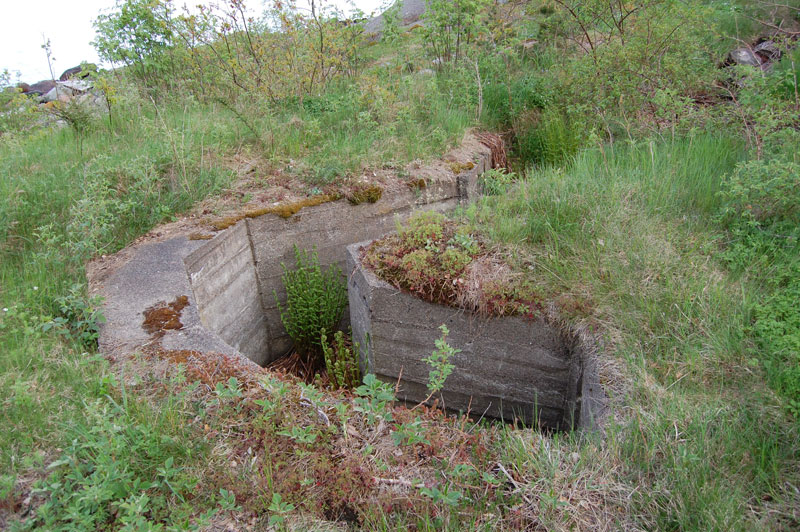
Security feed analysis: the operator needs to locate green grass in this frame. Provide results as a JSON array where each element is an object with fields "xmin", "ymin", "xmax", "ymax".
[
  {"xmin": 462, "ymin": 134, "xmax": 799, "ymax": 530},
  {"xmin": 0, "ymin": 99, "xmax": 238, "ymax": 528}
]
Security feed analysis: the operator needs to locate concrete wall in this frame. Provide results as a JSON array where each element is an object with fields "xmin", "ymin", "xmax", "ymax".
[
  {"xmin": 346, "ymin": 242, "xmax": 605, "ymax": 431},
  {"xmin": 185, "ymin": 143, "xmax": 492, "ymax": 366},
  {"xmin": 184, "ymin": 220, "xmax": 271, "ymax": 365}
]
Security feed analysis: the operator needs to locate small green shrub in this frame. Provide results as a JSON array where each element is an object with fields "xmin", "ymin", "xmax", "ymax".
[
  {"xmin": 41, "ymin": 284, "xmax": 106, "ymax": 349},
  {"xmin": 275, "ymin": 246, "xmax": 348, "ymax": 365},
  {"xmin": 719, "ymin": 158, "xmax": 800, "ymax": 231},
  {"xmin": 43, "ymin": 99, "xmax": 96, "ymax": 157},
  {"xmin": 480, "ymin": 168, "xmax": 517, "ymax": 195},
  {"xmin": 354, "ymin": 374, "xmax": 396, "ymax": 425},
  {"xmin": 422, "ymin": 324, "xmax": 458, "ymax": 403},
  {"xmin": 321, "ymin": 329, "xmax": 362, "ymax": 390},
  {"xmin": 391, "ymin": 417, "xmax": 430, "ymax": 446},
  {"xmin": 0, "ymin": 73, "xmax": 36, "ymax": 136}
]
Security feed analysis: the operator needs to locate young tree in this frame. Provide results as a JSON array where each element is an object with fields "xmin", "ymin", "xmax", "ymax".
[
  {"xmin": 92, "ymin": 0, "xmax": 175, "ymax": 85},
  {"xmin": 423, "ymin": 0, "xmax": 491, "ymax": 65}
]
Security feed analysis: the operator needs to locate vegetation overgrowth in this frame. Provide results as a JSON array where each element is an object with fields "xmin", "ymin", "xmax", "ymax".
[
  {"xmin": 1, "ymin": 0, "xmax": 799, "ymax": 529},
  {"xmin": 364, "ymin": 210, "xmax": 547, "ymax": 317}
]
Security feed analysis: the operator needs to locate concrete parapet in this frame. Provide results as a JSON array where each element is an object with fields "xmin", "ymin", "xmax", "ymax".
[{"xmin": 346, "ymin": 241, "xmax": 608, "ymax": 431}]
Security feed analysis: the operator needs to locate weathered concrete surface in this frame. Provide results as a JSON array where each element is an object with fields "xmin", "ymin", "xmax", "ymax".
[
  {"xmin": 346, "ymin": 242, "xmax": 607, "ymax": 430},
  {"xmin": 185, "ymin": 137, "xmax": 492, "ymax": 366},
  {"xmin": 93, "ymin": 236, "xmax": 253, "ymax": 365},
  {"xmin": 184, "ymin": 220, "xmax": 270, "ymax": 365}
]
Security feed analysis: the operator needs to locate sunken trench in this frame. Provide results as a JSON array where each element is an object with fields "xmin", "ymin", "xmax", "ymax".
[
  {"xmin": 182, "ymin": 196, "xmax": 606, "ymax": 431},
  {"xmin": 95, "ymin": 134, "xmax": 606, "ymax": 433},
  {"xmin": 183, "ymin": 141, "xmax": 494, "ymax": 367}
]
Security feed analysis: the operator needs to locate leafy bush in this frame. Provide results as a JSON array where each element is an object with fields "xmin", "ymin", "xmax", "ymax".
[
  {"xmin": 719, "ymin": 158, "xmax": 800, "ymax": 230},
  {"xmin": 42, "ymin": 284, "xmax": 106, "ymax": 349},
  {"xmin": 0, "ymin": 72, "xmax": 36, "ymax": 137},
  {"xmin": 752, "ymin": 264, "xmax": 800, "ymax": 418},
  {"xmin": 321, "ymin": 329, "xmax": 362, "ymax": 390},
  {"xmin": 17, "ymin": 398, "xmax": 202, "ymax": 530},
  {"xmin": 275, "ymin": 246, "xmax": 348, "ymax": 364},
  {"xmin": 542, "ymin": 0, "xmax": 716, "ymax": 137},
  {"xmin": 92, "ymin": 0, "xmax": 175, "ymax": 85},
  {"xmin": 423, "ymin": 0, "xmax": 492, "ymax": 65},
  {"xmin": 42, "ymin": 99, "xmax": 96, "ymax": 157},
  {"xmin": 718, "ymin": 156, "xmax": 800, "ymax": 417},
  {"xmin": 718, "ymin": 158, "xmax": 800, "ymax": 270}
]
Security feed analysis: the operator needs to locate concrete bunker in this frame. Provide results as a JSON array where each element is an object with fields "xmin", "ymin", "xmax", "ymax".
[
  {"xmin": 94, "ymin": 132, "xmax": 606, "ymax": 431},
  {"xmin": 346, "ymin": 242, "xmax": 608, "ymax": 431},
  {"xmin": 183, "ymin": 142, "xmax": 494, "ymax": 367}
]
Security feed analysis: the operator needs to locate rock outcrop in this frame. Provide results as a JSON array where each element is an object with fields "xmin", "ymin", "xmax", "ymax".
[
  {"xmin": 22, "ymin": 80, "xmax": 56, "ymax": 96},
  {"xmin": 364, "ymin": 0, "xmax": 427, "ymax": 36}
]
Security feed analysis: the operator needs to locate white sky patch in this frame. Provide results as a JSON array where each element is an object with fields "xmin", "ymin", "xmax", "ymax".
[{"xmin": 0, "ymin": 0, "xmax": 386, "ymax": 84}]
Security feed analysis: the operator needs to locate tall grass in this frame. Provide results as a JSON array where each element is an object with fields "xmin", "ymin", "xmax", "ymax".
[
  {"xmin": 464, "ymin": 134, "xmax": 799, "ymax": 530},
  {"xmin": 0, "ymin": 100, "xmax": 237, "ymax": 484}
]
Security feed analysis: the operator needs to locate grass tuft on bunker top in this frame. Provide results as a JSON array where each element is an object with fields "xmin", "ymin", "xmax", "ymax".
[{"xmin": 363, "ymin": 211, "xmax": 549, "ymax": 317}]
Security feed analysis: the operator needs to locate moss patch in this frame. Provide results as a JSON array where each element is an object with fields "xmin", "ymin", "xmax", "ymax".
[
  {"xmin": 142, "ymin": 295, "xmax": 190, "ymax": 336},
  {"xmin": 346, "ymin": 184, "xmax": 383, "ymax": 205},
  {"xmin": 188, "ymin": 232, "xmax": 214, "ymax": 240},
  {"xmin": 244, "ymin": 193, "xmax": 342, "ymax": 219},
  {"xmin": 209, "ymin": 193, "xmax": 343, "ymax": 230},
  {"xmin": 406, "ymin": 177, "xmax": 427, "ymax": 190},
  {"xmin": 448, "ymin": 161, "xmax": 475, "ymax": 174}
]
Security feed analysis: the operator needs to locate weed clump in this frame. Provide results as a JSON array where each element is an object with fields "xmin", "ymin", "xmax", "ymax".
[
  {"xmin": 275, "ymin": 246, "xmax": 348, "ymax": 369},
  {"xmin": 363, "ymin": 212, "xmax": 543, "ymax": 316},
  {"xmin": 321, "ymin": 329, "xmax": 361, "ymax": 390}
]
